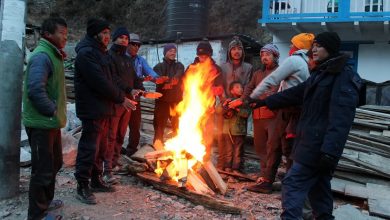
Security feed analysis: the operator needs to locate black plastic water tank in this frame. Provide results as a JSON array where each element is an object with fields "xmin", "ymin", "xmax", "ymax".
[{"xmin": 166, "ymin": 0, "xmax": 208, "ymax": 39}]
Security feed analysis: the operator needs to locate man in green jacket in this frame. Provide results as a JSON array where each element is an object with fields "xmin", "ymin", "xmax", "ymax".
[{"xmin": 22, "ymin": 17, "xmax": 68, "ymax": 220}]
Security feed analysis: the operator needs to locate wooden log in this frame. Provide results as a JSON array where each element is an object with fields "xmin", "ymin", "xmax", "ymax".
[
  {"xmin": 137, "ymin": 172, "xmax": 241, "ymax": 214},
  {"xmin": 217, "ymin": 170, "xmax": 257, "ymax": 182},
  {"xmin": 131, "ymin": 144, "xmax": 155, "ymax": 162},
  {"xmin": 197, "ymin": 167, "xmax": 218, "ymax": 192},
  {"xmin": 356, "ymin": 108, "xmax": 390, "ymax": 119},
  {"xmin": 203, "ymin": 161, "xmax": 228, "ymax": 195},
  {"xmin": 187, "ymin": 170, "xmax": 215, "ymax": 196},
  {"xmin": 353, "ymin": 119, "xmax": 389, "ymax": 130},
  {"xmin": 144, "ymin": 150, "xmax": 173, "ymax": 160}
]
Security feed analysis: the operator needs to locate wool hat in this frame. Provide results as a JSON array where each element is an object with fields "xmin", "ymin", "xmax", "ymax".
[
  {"xmin": 163, "ymin": 43, "xmax": 176, "ymax": 56},
  {"xmin": 314, "ymin": 32, "xmax": 341, "ymax": 56},
  {"xmin": 129, "ymin": 33, "xmax": 142, "ymax": 44},
  {"xmin": 196, "ymin": 41, "xmax": 213, "ymax": 56},
  {"xmin": 291, "ymin": 33, "xmax": 315, "ymax": 50},
  {"xmin": 112, "ymin": 27, "xmax": 129, "ymax": 42},
  {"xmin": 260, "ymin": 43, "xmax": 280, "ymax": 59},
  {"xmin": 87, "ymin": 18, "xmax": 110, "ymax": 37}
]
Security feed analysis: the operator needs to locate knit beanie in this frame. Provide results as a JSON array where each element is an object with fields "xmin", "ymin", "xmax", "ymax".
[
  {"xmin": 112, "ymin": 27, "xmax": 129, "ymax": 42},
  {"xmin": 87, "ymin": 18, "xmax": 110, "ymax": 37},
  {"xmin": 196, "ymin": 41, "xmax": 213, "ymax": 56},
  {"xmin": 260, "ymin": 43, "xmax": 280, "ymax": 59},
  {"xmin": 314, "ymin": 32, "xmax": 341, "ymax": 56},
  {"xmin": 291, "ymin": 33, "xmax": 315, "ymax": 50},
  {"xmin": 163, "ymin": 43, "xmax": 177, "ymax": 56}
]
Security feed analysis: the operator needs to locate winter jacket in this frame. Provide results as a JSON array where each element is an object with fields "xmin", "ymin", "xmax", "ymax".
[
  {"xmin": 221, "ymin": 98, "xmax": 251, "ymax": 136},
  {"xmin": 129, "ymin": 54, "xmax": 159, "ymax": 79},
  {"xmin": 22, "ymin": 39, "xmax": 67, "ymax": 129},
  {"xmin": 220, "ymin": 62, "xmax": 253, "ymax": 97},
  {"xmin": 74, "ymin": 36, "xmax": 125, "ymax": 120},
  {"xmin": 109, "ymin": 44, "xmax": 144, "ymax": 99},
  {"xmin": 250, "ymin": 50, "xmax": 310, "ymax": 99},
  {"xmin": 242, "ymin": 66, "xmax": 279, "ymax": 119},
  {"xmin": 265, "ymin": 54, "xmax": 363, "ymax": 167},
  {"xmin": 153, "ymin": 58, "xmax": 185, "ymax": 103}
]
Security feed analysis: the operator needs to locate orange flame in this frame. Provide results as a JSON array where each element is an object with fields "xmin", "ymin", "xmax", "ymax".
[{"xmin": 155, "ymin": 58, "xmax": 218, "ymax": 181}]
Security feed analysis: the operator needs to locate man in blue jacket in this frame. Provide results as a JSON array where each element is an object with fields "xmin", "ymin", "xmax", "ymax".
[
  {"xmin": 23, "ymin": 17, "xmax": 68, "ymax": 220},
  {"xmin": 125, "ymin": 33, "xmax": 165, "ymax": 157},
  {"xmin": 74, "ymin": 19, "xmax": 136, "ymax": 204},
  {"xmin": 251, "ymin": 32, "xmax": 363, "ymax": 219}
]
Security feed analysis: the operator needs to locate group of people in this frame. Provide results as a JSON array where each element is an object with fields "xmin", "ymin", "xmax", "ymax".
[{"xmin": 23, "ymin": 15, "xmax": 363, "ymax": 220}]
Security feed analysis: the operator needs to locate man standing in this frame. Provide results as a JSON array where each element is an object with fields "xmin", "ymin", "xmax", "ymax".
[
  {"xmin": 125, "ymin": 33, "xmax": 164, "ymax": 157},
  {"xmin": 229, "ymin": 44, "xmax": 280, "ymax": 183},
  {"xmin": 218, "ymin": 37, "xmax": 253, "ymax": 171},
  {"xmin": 251, "ymin": 32, "xmax": 363, "ymax": 219},
  {"xmin": 104, "ymin": 27, "xmax": 144, "ymax": 183},
  {"xmin": 23, "ymin": 17, "xmax": 68, "ymax": 220},
  {"xmin": 247, "ymin": 33, "xmax": 314, "ymax": 193},
  {"xmin": 153, "ymin": 43, "xmax": 185, "ymax": 143},
  {"xmin": 74, "ymin": 19, "xmax": 135, "ymax": 204}
]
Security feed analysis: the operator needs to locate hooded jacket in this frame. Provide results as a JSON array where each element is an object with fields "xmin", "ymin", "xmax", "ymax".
[
  {"xmin": 220, "ymin": 43, "xmax": 253, "ymax": 97},
  {"xmin": 250, "ymin": 49, "xmax": 310, "ymax": 99},
  {"xmin": 265, "ymin": 54, "xmax": 363, "ymax": 166},
  {"xmin": 74, "ymin": 35, "xmax": 125, "ymax": 119}
]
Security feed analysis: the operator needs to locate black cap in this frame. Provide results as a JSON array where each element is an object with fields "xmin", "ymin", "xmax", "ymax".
[
  {"xmin": 314, "ymin": 32, "xmax": 341, "ymax": 56},
  {"xmin": 87, "ymin": 18, "xmax": 110, "ymax": 37},
  {"xmin": 112, "ymin": 27, "xmax": 129, "ymax": 42},
  {"xmin": 196, "ymin": 41, "xmax": 213, "ymax": 56}
]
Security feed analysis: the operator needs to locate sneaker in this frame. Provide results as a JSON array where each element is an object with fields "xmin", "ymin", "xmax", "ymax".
[
  {"xmin": 47, "ymin": 199, "xmax": 63, "ymax": 211},
  {"xmin": 91, "ymin": 176, "xmax": 116, "ymax": 192},
  {"xmin": 116, "ymin": 165, "xmax": 129, "ymax": 175},
  {"xmin": 246, "ymin": 179, "xmax": 273, "ymax": 194},
  {"xmin": 103, "ymin": 172, "xmax": 119, "ymax": 185},
  {"xmin": 76, "ymin": 182, "xmax": 97, "ymax": 204}
]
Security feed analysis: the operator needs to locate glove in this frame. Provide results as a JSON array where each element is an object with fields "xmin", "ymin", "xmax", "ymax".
[
  {"xmin": 248, "ymin": 98, "xmax": 266, "ymax": 109},
  {"xmin": 318, "ymin": 153, "xmax": 338, "ymax": 174}
]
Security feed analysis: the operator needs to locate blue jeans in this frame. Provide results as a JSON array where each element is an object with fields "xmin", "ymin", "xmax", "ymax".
[{"xmin": 281, "ymin": 161, "xmax": 334, "ymax": 220}]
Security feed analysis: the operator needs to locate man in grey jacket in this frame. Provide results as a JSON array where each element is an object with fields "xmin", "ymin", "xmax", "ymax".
[
  {"xmin": 247, "ymin": 33, "xmax": 315, "ymax": 194},
  {"xmin": 218, "ymin": 37, "xmax": 253, "ymax": 171}
]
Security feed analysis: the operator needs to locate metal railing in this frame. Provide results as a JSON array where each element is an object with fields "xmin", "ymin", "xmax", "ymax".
[{"xmin": 261, "ymin": 0, "xmax": 390, "ymax": 23}]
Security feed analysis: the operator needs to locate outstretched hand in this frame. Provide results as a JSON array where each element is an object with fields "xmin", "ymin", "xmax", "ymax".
[
  {"xmin": 228, "ymin": 99, "xmax": 243, "ymax": 109},
  {"xmin": 248, "ymin": 98, "xmax": 266, "ymax": 109}
]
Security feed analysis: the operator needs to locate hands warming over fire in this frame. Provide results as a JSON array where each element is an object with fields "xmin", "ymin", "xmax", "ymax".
[
  {"xmin": 248, "ymin": 98, "xmax": 266, "ymax": 109},
  {"xmin": 155, "ymin": 76, "xmax": 169, "ymax": 84},
  {"xmin": 122, "ymin": 97, "xmax": 137, "ymax": 111},
  {"xmin": 131, "ymin": 89, "xmax": 143, "ymax": 99},
  {"xmin": 228, "ymin": 98, "xmax": 243, "ymax": 109}
]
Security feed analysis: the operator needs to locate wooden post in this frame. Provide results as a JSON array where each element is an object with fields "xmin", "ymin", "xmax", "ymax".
[{"xmin": 203, "ymin": 161, "xmax": 228, "ymax": 194}]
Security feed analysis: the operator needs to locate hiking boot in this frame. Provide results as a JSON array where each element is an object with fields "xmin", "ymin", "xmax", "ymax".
[
  {"xmin": 76, "ymin": 182, "xmax": 97, "ymax": 204},
  {"xmin": 91, "ymin": 175, "xmax": 116, "ymax": 192},
  {"xmin": 102, "ymin": 172, "xmax": 119, "ymax": 185},
  {"xmin": 246, "ymin": 179, "xmax": 273, "ymax": 194}
]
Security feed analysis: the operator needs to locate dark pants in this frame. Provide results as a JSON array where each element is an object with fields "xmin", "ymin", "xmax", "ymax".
[
  {"xmin": 153, "ymin": 100, "xmax": 179, "ymax": 143},
  {"xmin": 219, "ymin": 134, "xmax": 245, "ymax": 170},
  {"xmin": 252, "ymin": 118, "xmax": 279, "ymax": 177},
  {"xmin": 75, "ymin": 118, "xmax": 109, "ymax": 183},
  {"xmin": 127, "ymin": 103, "xmax": 141, "ymax": 155},
  {"xmin": 105, "ymin": 106, "xmax": 131, "ymax": 172},
  {"xmin": 26, "ymin": 127, "xmax": 62, "ymax": 220},
  {"xmin": 281, "ymin": 162, "xmax": 334, "ymax": 220},
  {"xmin": 263, "ymin": 108, "xmax": 300, "ymax": 181}
]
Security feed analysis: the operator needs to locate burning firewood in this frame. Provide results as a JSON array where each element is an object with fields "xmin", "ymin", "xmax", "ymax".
[{"xmin": 137, "ymin": 172, "xmax": 241, "ymax": 214}]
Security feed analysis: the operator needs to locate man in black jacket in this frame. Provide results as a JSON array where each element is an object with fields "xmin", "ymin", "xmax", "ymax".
[
  {"xmin": 103, "ymin": 27, "xmax": 144, "ymax": 183},
  {"xmin": 74, "ymin": 19, "xmax": 136, "ymax": 204},
  {"xmin": 153, "ymin": 43, "xmax": 185, "ymax": 144},
  {"xmin": 251, "ymin": 32, "xmax": 363, "ymax": 219}
]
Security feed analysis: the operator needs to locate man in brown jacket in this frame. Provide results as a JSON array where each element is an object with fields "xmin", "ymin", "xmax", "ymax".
[{"xmin": 229, "ymin": 44, "xmax": 280, "ymax": 186}]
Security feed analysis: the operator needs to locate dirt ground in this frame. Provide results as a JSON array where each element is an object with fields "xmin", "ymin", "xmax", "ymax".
[{"xmin": 0, "ymin": 157, "xmax": 360, "ymax": 220}]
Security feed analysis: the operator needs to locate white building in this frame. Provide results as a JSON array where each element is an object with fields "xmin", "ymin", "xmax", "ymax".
[{"xmin": 259, "ymin": 0, "xmax": 390, "ymax": 83}]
